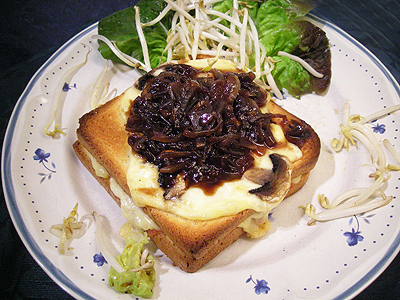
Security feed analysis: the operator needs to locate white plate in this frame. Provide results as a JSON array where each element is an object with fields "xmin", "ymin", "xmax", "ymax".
[{"xmin": 2, "ymin": 15, "xmax": 400, "ymax": 300}]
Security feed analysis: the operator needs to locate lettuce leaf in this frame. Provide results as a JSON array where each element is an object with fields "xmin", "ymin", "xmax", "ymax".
[
  {"xmin": 96, "ymin": 0, "xmax": 331, "ymax": 98},
  {"xmin": 268, "ymin": 20, "xmax": 331, "ymax": 98},
  {"xmin": 290, "ymin": 20, "xmax": 332, "ymax": 96},
  {"xmin": 213, "ymin": 0, "xmax": 330, "ymax": 98},
  {"xmin": 97, "ymin": 0, "xmax": 172, "ymax": 68},
  {"xmin": 109, "ymin": 230, "xmax": 155, "ymax": 298},
  {"xmin": 255, "ymin": 1, "xmax": 330, "ymax": 97},
  {"xmin": 272, "ymin": 56, "xmax": 311, "ymax": 97}
]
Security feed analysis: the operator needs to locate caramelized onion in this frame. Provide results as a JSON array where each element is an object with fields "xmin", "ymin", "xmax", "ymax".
[{"xmin": 126, "ymin": 64, "xmax": 309, "ymax": 193}]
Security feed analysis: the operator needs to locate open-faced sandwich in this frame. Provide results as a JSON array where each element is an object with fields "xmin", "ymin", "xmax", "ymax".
[
  {"xmin": 42, "ymin": 0, "xmax": 399, "ymax": 298},
  {"xmin": 73, "ymin": 58, "xmax": 321, "ymax": 273},
  {"xmin": 66, "ymin": 0, "xmax": 331, "ymax": 296}
]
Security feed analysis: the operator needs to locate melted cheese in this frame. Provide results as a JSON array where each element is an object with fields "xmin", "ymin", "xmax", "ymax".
[
  {"xmin": 85, "ymin": 148, "xmax": 159, "ymax": 230},
  {"xmin": 126, "ymin": 135, "xmax": 300, "ymax": 227},
  {"xmin": 240, "ymin": 212, "xmax": 271, "ymax": 238},
  {"xmin": 119, "ymin": 59, "xmax": 303, "ymax": 237},
  {"xmin": 185, "ymin": 58, "xmax": 239, "ymax": 72},
  {"xmin": 87, "ymin": 149, "xmax": 110, "ymax": 178},
  {"xmin": 110, "ymin": 177, "xmax": 159, "ymax": 231},
  {"xmin": 268, "ymin": 124, "xmax": 303, "ymax": 162},
  {"xmin": 118, "ymin": 85, "xmax": 141, "ymax": 123},
  {"xmin": 292, "ymin": 175, "xmax": 302, "ymax": 184}
]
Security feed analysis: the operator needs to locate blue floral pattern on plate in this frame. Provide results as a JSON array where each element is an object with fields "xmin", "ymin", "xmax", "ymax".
[
  {"xmin": 246, "ymin": 275, "xmax": 271, "ymax": 295},
  {"xmin": 33, "ymin": 148, "xmax": 56, "ymax": 183},
  {"xmin": 371, "ymin": 122, "xmax": 386, "ymax": 134},
  {"xmin": 344, "ymin": 227, "xmax": 364, "ymax": 246},
  {"xmin": 344, "ymin": 214, "xmax": 374, "ymax": 246},
  {"xmin": 93, "ymin": 253, "xmax": 108, "ymax": 267},
  {"xmin": 62, "ymin": 82, "xmax": 77, "ymax": 92}
]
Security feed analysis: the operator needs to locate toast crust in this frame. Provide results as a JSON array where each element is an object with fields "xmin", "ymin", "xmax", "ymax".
[
  {"xmin": 147, "ymin": 227, "xmax": 245, "ymax": 273},
  {"xmin": 73, "ymin": 138, "xmax": 310, "ymax": 272},
  {"xmin": 267, "ymin": 100, "xmax": 320, "ymax": 178},
  {"xmin": 74, "ymin": 69, "xmax": 321, "ymax": 272},
  {"xmin": 77, "ymin": 93, "xmax": 132, "ymax": 194}
]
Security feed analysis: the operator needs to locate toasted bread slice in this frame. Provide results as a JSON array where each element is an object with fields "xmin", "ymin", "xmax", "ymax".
[
  {"xmin": 73, "ymin": 98, "xmax": 319, "ymax": 272},
  {"xmin": 74, "ymin": 68, "xmax": 320, "ymax": 273}
]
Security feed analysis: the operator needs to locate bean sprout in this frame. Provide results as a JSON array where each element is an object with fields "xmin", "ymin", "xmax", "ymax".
[
  {"xmin": 44, "ymin": 48, "xmax": 90, "ymax": 138},
  {"xmin": 303, "ymin": 103, "xmax": 400, "ymax": 224},
  {"xmin": 92, "ymin": 35, "xmax": 150, "ymax": 71},
  {"xmin": 50, "ymin": 203, "xmax": 83, "ymax": 254},
  {"xmin": 135, "ymin": 6, "xmax": 151, "ymax": 69},
  {"xmin": 278, "ymin": 51, "xmax": 324, "ymax": 78},
  {"xmin": 97, "ymin": 0, "xmax": 325, "ymax": 100},
  {"xmin": 90, "ymin": 61, "xmax": 110, "ymax": 109}
]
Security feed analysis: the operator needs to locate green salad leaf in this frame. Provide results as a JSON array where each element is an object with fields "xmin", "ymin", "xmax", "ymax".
[
  {"xmin": 255, "ymin": 1, "xmax": 308, "ymax": 55},
  {"xmin": 97, "ymin": 0, "xmax": 172, "ymax": 68},
  {"xmin": 269, "ymin": 20, "xmax": 331, "ymax": 98},
  {"xmin": 213, "ymin": 0, "xmax": 330, "ymax": 98},
  {"xmin": 109, "ymin": 230, "xmax": 155, "ymax": 298},
  {"xmin": 96, "ymin": 0, "xmax": 331, "ymax": 99},
  {"xmin": 271, "ymin": 55, "xmax": 311, "ymax": 97}
]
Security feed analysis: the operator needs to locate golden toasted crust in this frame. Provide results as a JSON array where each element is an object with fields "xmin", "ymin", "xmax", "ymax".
[
  {"xmin": 74, "ymin": 73, "xmax": 320, "ymax": 273},
  {"xmin": 147, "ymin": 227, "xmax": 245, "ymax": 273},
  {"xmin": 77, "ymin": 94, "xmax": 131, "ymax": 194},
  {"xmin": 145, "ymin": 207, "xmax": 253, "ymax": 272},
  {"xmin": 73, "ymin": 140, "xmax": 122, "ymax": 206},
  {"xmin": 73, "ymin": 138, "xmax": 308, "ymax": 272},
  {"xmin": 143, "ymin": 206, "xmax": 254, "ymax": 257},
  {"xmin": 267, "ymin": 100, "xmax": 320, "ymax": 178}
]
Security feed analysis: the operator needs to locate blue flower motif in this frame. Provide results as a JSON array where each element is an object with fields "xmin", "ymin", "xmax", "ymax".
[
  {"xmin": 93, "ymin": 252, "xmax": 108, "ymax": 267},
  {"xmin": 33, "ymin": 148, "xmax": 50, "ymax": 163},
  {"xmin": 344, "ymin": 228, "xmax": 364, "ymax": 246},
  {"xmin": 62, "ymin": 82, "xmax": 77, "ymax": 92},
  {"xmin": 344, "ymin": 215, "xmax": 370, "ymax": 246},
  {"xmin": 354, "ymin": 212, "xmax": 375, "ymax": 224},
  {"xmin": 33, "ymin": 148, "xmax": 56, "ymax": 183},
  {"xmin": 246, "ymin": 275, "xmax": 270, "ymax": 295},
  {"xmin": 372, "ymin": 123, "xmax": 385, "ymax": 134},
  {"xmin": 254, "ymin": 279, "xmax": 270, "ymax": 295}
]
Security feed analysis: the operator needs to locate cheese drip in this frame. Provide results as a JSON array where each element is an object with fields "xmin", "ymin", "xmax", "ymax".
[
  {"xmin": 84, "ymin": 148, "xmax": 159, "ymax": 231},
  {"xmin": 110, "ymin": 177, "xmax": 159, "ymax": 231},
  {"xmin": 126, "ymin": 123, "xmax": 301, "ymax": 221},
  {"xmin": 121, "ymin": 59, "xmax": 303, "ymax": 237}
]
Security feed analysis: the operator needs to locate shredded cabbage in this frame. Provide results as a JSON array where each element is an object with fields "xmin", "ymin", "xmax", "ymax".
[
  {"xmin": 93, "ymin": 213, "xmax": 155, "ymax": 298},
  {"xmin": 109, "ymin": 237, "xmax": 155, "ymax": 298},
  {"xmin": 109, "ymin": 223, "xmax": 155, "ymax": 298}
]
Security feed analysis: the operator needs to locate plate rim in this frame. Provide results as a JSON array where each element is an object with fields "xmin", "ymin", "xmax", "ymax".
[
  {"xmin": 311, "ymin": 14, "xmax": 400, "ymax": 299},
  {"xmin": 2, "ymin": 14, "xmax": 400, "ymax": 300},
  {"xmin": 1, "ymin": 22, "xmax": 99, "ymax": 300}
]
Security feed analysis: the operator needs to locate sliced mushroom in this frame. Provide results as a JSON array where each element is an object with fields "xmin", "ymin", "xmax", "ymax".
[
  {"xmin": 164, "ymin": 173, "xmax": 188, "ymax": 200},
  {"xmin": 248, "ymin": 154, "xmax": 292, "ymax": 203},
  {"xmin": 243, "ymin": 168, "xmax": 274, "ymax": 185}
]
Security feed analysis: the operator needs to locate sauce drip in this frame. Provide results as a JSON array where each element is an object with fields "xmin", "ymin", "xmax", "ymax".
[{"xmin": 126, "ymin": 64, "xmax": 309, "ymax": 197}]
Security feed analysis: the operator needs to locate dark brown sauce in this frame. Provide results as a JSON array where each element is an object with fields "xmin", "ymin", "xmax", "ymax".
[
  {"xmin": 192, "ymin": 180, "xmax": 225, "ymax": 196},
  {"xmin": 125, "ymin": 64, "xmax": 309, "ymax": 198}
]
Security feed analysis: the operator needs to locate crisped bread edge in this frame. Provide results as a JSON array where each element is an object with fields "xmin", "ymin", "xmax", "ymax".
[{"xmin": 73, "ymin": 78, "xmax": 320, "ymax": 272}]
